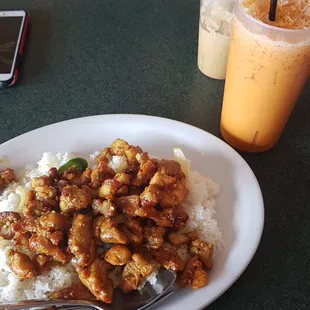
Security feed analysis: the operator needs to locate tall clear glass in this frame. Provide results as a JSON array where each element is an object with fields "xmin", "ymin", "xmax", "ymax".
[
  {"xmin": 220, "ymin": 1, "xmax": 310, "ymax": 153},
  {"xmin": 197, "ymin": 0, "xmax": 234, "ymax": 80}
]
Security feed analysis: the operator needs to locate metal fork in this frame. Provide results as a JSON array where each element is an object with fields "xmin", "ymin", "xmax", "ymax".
[{"xmin": 0, "ymin": 269, "xmax": 176, "ymax": 310}]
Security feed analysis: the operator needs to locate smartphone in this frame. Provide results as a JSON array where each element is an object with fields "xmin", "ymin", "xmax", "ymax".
[{"xmin": 0, "ymin": 9, "xmax": 30, "ymax": 89}]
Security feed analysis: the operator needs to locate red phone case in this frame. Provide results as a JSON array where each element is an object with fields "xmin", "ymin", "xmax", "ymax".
[{"xmin": 1, "ymin": 10, "xmax": 30, "ymax": 88}]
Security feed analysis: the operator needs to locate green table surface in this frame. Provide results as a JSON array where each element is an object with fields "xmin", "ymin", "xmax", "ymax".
[{"xmin": 0, "ymin": 1, "xmax": 309, "ymax": 309}]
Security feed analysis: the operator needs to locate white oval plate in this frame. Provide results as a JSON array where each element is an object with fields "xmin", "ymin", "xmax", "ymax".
[{"xmin": 0, "ymin": 114, "xmax": 264, "ymax": 310}]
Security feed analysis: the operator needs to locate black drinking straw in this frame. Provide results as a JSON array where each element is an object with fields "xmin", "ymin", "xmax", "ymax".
[{"xmin": 269, "ymin": 0, "xmax": 278, "ymax": 21}]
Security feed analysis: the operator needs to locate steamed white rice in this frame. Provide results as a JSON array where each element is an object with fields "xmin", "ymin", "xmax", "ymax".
[{"xmin": 0, "ymin": 151, "xmax": 223, "ymax": 302}]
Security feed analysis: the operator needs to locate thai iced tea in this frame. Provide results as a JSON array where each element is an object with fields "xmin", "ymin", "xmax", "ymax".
[{"xmin": 220, "ymin": 0, "xmax": 310, "ymax": 152}]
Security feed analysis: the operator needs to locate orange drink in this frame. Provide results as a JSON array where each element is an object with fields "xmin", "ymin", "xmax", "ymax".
[{"xmin": 220, "ymin": 0, "xmax": 310, "ymax": 152}]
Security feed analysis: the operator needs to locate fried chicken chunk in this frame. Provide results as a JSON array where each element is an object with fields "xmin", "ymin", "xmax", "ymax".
[
  {"xmin": 116, "ymin": 195, "xmax": 176, "ymax": 228},
  {"xmin": 157, "ymin": 160, "xmax": 185, "ymax": 180},
  {"xmin": 81, "ymin": 185, "xmax": 99, "ymax": 199},
  {"xmin": 31, "ymin": 175, "xmax": 56, "ymax": 201},
  {"xmin": 81, "ymin": 168, "xmax": 92, "ymax": 185},
  {"xmin": 137, "ymin": 204, "xmax": 185, "ymax": 230},
  {"xmin": 12, "ymin": 231, "xmax": 30, "ymax": 248},
  {"xmin": 172, "ymin": 205, "xmax": 189, "ymax": 230},
  {"xmin": 114, "ymin": 172, "xmax": 131, "ymax": 185},
  {"xmin": 140, "ymin": 159, "xmax": 188, "ymax": 209},
  {"xmin": 29, "ymin": 235, "xmax": 70, "ymax": 264},
  {"xmin": 110, "ymin": 138, "xmax": 130, "ymax": 156},
  {"xmin": 31, "ymin": 175, "xmax": 53, "ymax": 188},
  {"xmin": 177, "ymin": 255, "xmax": 208, "ymax": 289},
  {"xmin": 108, "ymin": 139, "xmax": 145, "ymax": 169},
  {"xmin": 93, "ymin": 217, "xmax": 127, "ymax": 244},
  {"xmin": 119, "ymin": 218, "xmax": 143, "ymax": 246},
  {"xmin": 91, "ymin": 161, "xmax": 115, "ymax": 188},
  {"xmin": 98, "ymin": 179, "xmax": 123, "ymax": 200},
  {"xmin": 0, "ymin": 168, "xmax": 15, "ymax": 190},
  {"xmin": 150, "ymin": 207, "xmax": 175, "ymax": 228},
  {"xmin": 23, "ymin": 212, "xmax": 71, "ymax": 246},
  {"xmin": 189, "ymin": 239, "xmax": 213, "ymax": 269},
  {"xmin": 144, "ymin": 226, "xmax": 166, "ymax": 250},
  {"xmin": 50, "ymin": 284, "xmax": 96, "ymax": 300},
  {"xmin": 0, "ymin": 211, "xmax": 21, "ymax": 239},
  {"xmin": 39, "ymin": 212, "xmax": 70, "ymax": 228},
  {"xmin": 115, "ymin": 195, "xmax": 141, "ymax": 217},
  {"xmin": 33, "ymin": 185, "xmax": 57, "ymax": 200},
  {"xmin": 185, "ymin": 230, "xmax": 199, "ymax": 241},
  {"xmin": 120, "ymin": 253, "xmax": 155, "ymax": 293},
  {"xmin": 139, "ymin": 184, "xmax": 162, "ymax": 208},
  {"xmin": 68, "ymin": 214, "xmax": 96, "ymax": 267},
  {"xmin": 24, "ymin": 190, "xmax": 57, "ymax": 218},
  {"xmin": 59, "ymin": 185, "xmax": 91, "ymax": 214},
  {"xmin": 95, "ymin": 147, "xmax": 113, "ymax": 162},
  {"xmin": 92, "ymin": 199, "xmax": 117, "ymax": 217},
  {"xmin": 161, "ymin": 182, "xmax": 189, "ymax": 209},
  {"xmin": 152, "ymin": 244, "xmax": 184, "ymax": 272},
  {"xmin": 150, "ymin": 171, "xmax": 177, "ymax": 188},
  {"xmin": 6, "ymin": 249, "xmax": 36, "ymax": 280},
  {"xmin": 168, "ymin": 232, "xmax": 190, "ymax": 246},
  {"xmin": 77, "ymin": 259, "xmax": 113, "ymax": 303},
  {"xmin": 104, "ymin": 245, "xmax": 131, "ymax": 266},
  {"xmin": 140, "ymin": 182, "xmax": 188, "ymax": 209},
  {"xmin": 132, "ymin": 154, "xmax": 157, "ymax": 187},
  {"xmin": 32, "ymin": 253, "xmax": 52, "ymax": 274}
]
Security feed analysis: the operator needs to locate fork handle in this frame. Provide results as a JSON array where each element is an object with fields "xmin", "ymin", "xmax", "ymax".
[{"xmin": 52, "ymin": 306, "xmax": 95, "ymax": 310}]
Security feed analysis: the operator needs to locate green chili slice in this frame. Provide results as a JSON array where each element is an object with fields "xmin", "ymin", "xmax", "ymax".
[{"xmin": 58, "ymin": 158, "xmax": 88, "ymax": 174}]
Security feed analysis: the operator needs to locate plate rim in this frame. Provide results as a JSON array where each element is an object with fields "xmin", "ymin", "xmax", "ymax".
[{"xmin": 0, "ymin": 114, "xmax": 265, "ymax": 309}]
